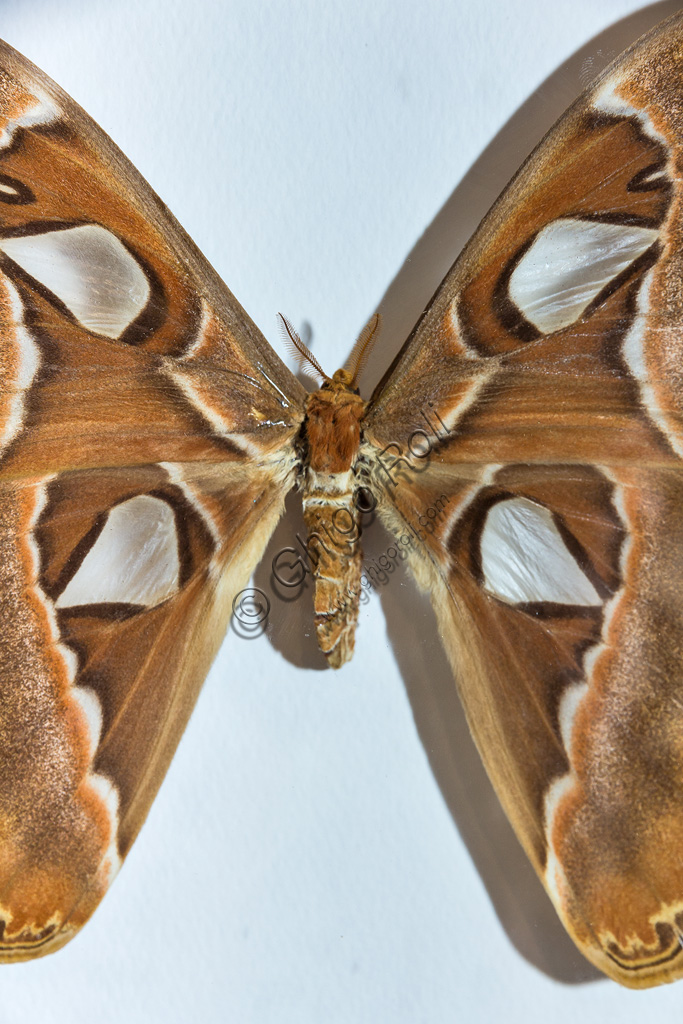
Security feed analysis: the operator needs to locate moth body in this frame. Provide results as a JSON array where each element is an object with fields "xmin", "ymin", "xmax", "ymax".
[{"xmin": 301, "ymin": 372, "xmax": 367, "ymax": 668}]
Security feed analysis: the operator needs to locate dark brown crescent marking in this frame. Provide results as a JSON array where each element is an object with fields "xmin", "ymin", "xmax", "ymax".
[
  {"xmin": 117, "ymin": 240, "xmax": 169, "ymax": 348},
  {"xmin": 628, "ymin": 158, "xmax": 672, "ymax": 194},
  {"xmin": 582, "ymin": 109, "xmax": 672, "ymax": 196},
  {"xmin": 491, "ymin": 238, "xmax": 542, "ymax": 344},
  {"xmin": 0, "ymin": 217, "xmax": 110, "ymax": 240},
  {"xmin": 147, "ymin": 486, "xmax": 207, "ymax": 587},
  {"xmin": 48, "ymin": 509, "xmax": 109, "ymax": 599},
  {"xmin": 577, "ymin": 209, "xmax": 666, "ymax": 230},
  {"xmin": 0, "ymin": 119, "xmax": 72, "ymax": 167},
  {"xmin": 0, "ymin": 172, "xmax": 33, "ymax": 204},
  {"xmin": 580, "ymin": 240, "xmax": 660, "ymax": 324}
]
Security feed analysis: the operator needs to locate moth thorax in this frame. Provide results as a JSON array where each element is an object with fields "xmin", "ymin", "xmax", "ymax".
[
  {"xmin": 303, "ymin": 384, "xmax": 366, "ymax": 474},
  {"xmin": 301, "ymin": 384, "xmax": 366, "ymax": 668}
]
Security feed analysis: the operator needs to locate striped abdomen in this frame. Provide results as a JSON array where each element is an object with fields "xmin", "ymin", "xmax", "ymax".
[{"xmin": 302, "ymin": 468, "xmax": 362, "ymax": 668}]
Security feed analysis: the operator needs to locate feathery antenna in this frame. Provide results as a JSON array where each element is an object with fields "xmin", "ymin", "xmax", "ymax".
[
  {"xmin": 278, "ymin": 313, "xmax": 330, "ymax": 382},
  {"xmin": 346, "ymin": 313, "xmax": 381, "ymax": 387}
]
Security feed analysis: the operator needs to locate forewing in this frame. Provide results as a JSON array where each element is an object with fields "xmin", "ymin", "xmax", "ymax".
[
  {"xmin": 0, "ymin": 42, "xmax": 304, "ymax": 958},
  {"xmin": 365, "ymin": 11, "xmax": 683, "ymax": 987}
]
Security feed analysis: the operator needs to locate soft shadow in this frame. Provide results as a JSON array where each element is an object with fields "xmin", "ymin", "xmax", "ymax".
[
  {"xmin": 365, "ymin": 521, "xmax": 600, "ymax": 985},
  {"xmin": 263, "ymin": 1, "xmax": 681, "ymax": 986},
  {"xmin": 253, "ymin": 491, "xmax": 327, "ymax": 670}
]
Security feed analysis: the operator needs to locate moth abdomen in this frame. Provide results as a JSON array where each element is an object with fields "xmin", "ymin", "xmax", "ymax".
[{"xmin": 302, "ymin": 485, "xmax": 362, "ymax": 668}]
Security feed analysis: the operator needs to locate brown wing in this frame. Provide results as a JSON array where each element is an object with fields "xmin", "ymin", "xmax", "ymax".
[
  {"xmin": 363, "ymin": 11, "xmax": 683, "ymax": 987},
  {"xmin": 0, "ymin": 42, "xmax": 304, "ymax": 958}
]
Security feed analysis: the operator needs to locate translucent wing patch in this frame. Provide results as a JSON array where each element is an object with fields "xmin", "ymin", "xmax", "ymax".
[
  {"xmin": 508, "ymin": 218, "xmax": 658, "ymax": 334},
  {"xmin": 479, "ymin": 496, "xmax": 602, "ymax": 606},
  {"xmin": 0, "ymin": 225, "xmax": 151, "ymax": 338}
]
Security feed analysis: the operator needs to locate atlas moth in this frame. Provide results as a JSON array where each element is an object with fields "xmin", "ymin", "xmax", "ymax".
[{"xmin": 0, "ymin": 11, "xmax": 681, "ymax": 989}]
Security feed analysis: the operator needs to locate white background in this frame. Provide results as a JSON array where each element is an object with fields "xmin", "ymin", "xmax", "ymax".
[{"xmin": 2, "ymin": 0, "xmax": 683, "ymax": 1021}]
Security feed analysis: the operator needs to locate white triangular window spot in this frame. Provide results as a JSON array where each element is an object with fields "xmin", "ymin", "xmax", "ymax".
[
  {"xmin": 508, "ymin": 218, "xmax": 658, "ymax": 334},
  {"xmin": 0, "ymin": 225, "xmax": 150, "ymax": 338},
  {"xmin": 479, "ymin": 497, "xmax": 601, "ymax": 606},
  {"xmin": 56, "ymin": 495, "xmax": 180, "ymax": 609}
]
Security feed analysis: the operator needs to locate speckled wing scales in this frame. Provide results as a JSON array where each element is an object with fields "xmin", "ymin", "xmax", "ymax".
[
  {"xmin": 0, "ymin": 41, "xmax": 304, "ymax": 959},
  {"xmin": 364, "ymin": 11, "xmax": 683, "ymax": 988}
]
